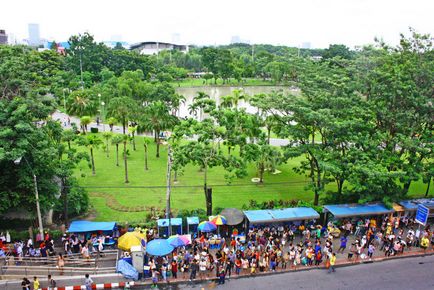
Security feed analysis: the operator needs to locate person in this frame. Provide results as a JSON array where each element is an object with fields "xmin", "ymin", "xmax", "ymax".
[
  {"xmin": 33, "ymin": 276, "xmax": 40, "ymax": 290},
  {"xmin": 367, "ymin": 244, "xmax": 375, "ymax": 259},
  {"xmin": 151, "ymin": 269, "xmax": 159, "ymax": 288},
  {"xmin": 339, "ymin": 235, "xmax": 348, "ymax": 253},
  {"xmin": 189, "ymin": 259, "xmax": 198, "ymax": 281},
  {"xmin": 84, "ymin": 274, "xmax": 93, "ymax": 290},
  {"xmin": 57, "ymin": 253, "xmax": 65, "ymax": 275},
  {"xmin": 21, "ymin": 277, "xmax": 30, "ymax": 290},
  {"xmin": 328, "ymin": 253, "xmax": 336, "ymax": 273},
  {"xmin": 171, "ymin": 259, "xmax": 178, "ymax": 279},
  {"xmin": 218, "ymin": 267, "xmax": 226, "ymax": 285},
  {"xmin": 47, "ymin": 275, "xmax": 56, "ymax": 290}
]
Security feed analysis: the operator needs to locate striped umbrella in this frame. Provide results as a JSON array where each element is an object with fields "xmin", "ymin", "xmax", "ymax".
[
  {"xmin": 210, "ymin": 215, "xmax": 227, "ymax": 226},
  {"xmin": 198, "ymin": 221, "xmax": 217, "ymax": 232}
]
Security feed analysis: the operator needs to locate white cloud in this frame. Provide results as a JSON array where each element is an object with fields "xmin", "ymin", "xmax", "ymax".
[{"xmin": 2, "ymin": 0, "xmax": 433, "ymax": 48}]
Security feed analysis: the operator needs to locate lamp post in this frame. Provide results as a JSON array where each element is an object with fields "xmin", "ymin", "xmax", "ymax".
[
  {"xmin": 14, "ymin": 157, "xmax": 44, "ymax": 238},
  {"xmin": 101, "ymin": 101, "xmax": 105, "ymax": 131}
]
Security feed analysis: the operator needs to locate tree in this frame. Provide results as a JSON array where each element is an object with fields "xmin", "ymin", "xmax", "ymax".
[
  {"xmin": 322, "ymin": 44, "xmax": 354, "ymax": 60},
  {"xmin": 77, "ymin": 134, "xmax": 102, "ymax": 175},
  {"xmin": 244, "ymin": 141, "xmax": 283, "ymax": 183},
  {"xmin": 139, "ymin": 101, "xmax": 178, "ymax": 158},
  {"xmin": 107, "ymin": 117, "xmax": 117, "ymax": 132},
  {"xmin": 62, "ymin": 129, "xmax": 77, "ymax": 150},
  {"xmin": 144, "ymin": 138, "xmax": 150, "ymax": 171},
  {"xmin": 128, "ymin": 125, "xmax": 137, "ymax": 151},
  {"xmin": 79, "ymin": 116, "xmax": 92, "ymax": 134},
  {"xmin": 111, "ymin": 134, "xmax": 123, "ymax": 167},
  {"xmin": 122, "ymin": 134, "xmax": 129, "ymax": 183},
  {"xmin": 106, "ymin": 96, "xmax": 136, "ymax": 134},
  {"xmin": 66, "ymin": 89, "xmax": 98, "ymax": 117},
  {"xmin": 102, "ymin": 131, "xmax": 112, "ymax": 157},
  {"xmin": 172, "ymin": 118, "xmax": 246, "ymax": 215}
]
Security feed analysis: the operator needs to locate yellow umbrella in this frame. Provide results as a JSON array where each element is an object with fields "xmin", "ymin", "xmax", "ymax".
[{"xmin": 117, "ymin": 231, "xmax": 146, "ymax": 251}]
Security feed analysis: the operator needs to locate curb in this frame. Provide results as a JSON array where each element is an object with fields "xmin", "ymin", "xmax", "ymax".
[
  {"xmin": 41, "ymin": 282, "xmax": 135, "ymax": 290},
  {"xmin": 40, "ymin": 249, "xmax": 434, "ymax": 289}
]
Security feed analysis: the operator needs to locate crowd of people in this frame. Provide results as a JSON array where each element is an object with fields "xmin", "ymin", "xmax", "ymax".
[{"xmin": 142, "ymin": 215, "xmax": 434, "ymax": 285}]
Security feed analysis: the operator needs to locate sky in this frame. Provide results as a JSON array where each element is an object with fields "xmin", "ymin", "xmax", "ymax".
[{"xmin": 2, "ymin": 0, "xmax": 433, "ymax": 48}]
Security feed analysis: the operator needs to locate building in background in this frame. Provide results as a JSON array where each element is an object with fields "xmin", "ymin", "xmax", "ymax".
[
  {"xmin": 28, "ymin": 23, "xmax": 41, "ymax": 46},
  {"xmin": 130, "ymin": 41, "xmax": 188, "ymax": 55},
  {"xmin": 0, "ymin": 29, "xmax": 7, "ymax": 44}
]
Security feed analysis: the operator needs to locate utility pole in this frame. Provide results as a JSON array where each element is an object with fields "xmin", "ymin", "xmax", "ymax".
[
  {"xmin": 32, "ymin": 174, "xmax": 44, "ymax": 238},
  {"xmin": 165, "ymin": 144, "xmax": 172, "ymax": 236}
]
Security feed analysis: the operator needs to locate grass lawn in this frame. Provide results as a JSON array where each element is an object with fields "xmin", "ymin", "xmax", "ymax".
[{"xmin": 74, "ymin": 133, "xmax": 433, "ymax": 223}]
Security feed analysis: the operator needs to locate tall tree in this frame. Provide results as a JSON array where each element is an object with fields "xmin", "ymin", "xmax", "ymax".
[
  {"xmin": 77, "ymin": 134, "xmax": 102, "ymax": 175},
  {"xmin": 111, "ymin": 134, "xmax": 123, "ymax": 167},
  {"xmin": 106, "ymin": 96, "xmax": 136, "ymax": 134}
]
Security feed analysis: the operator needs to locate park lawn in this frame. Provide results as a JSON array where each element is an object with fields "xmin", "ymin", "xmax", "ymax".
[{"xmin": 75, "ymin": 133, "xmax": 433, "ymax": 223}]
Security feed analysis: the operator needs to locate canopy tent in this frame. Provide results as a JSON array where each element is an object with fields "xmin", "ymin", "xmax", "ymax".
[
  {"xmin": 186, "ymin": 217, "xmax": 199, "ymax": 234},
  {"xmin": 399, "ymin": 198, "xmax": 434, "ymax": 211},
  {"xmin": 243, "ymin": 207, "xmax": 319, "ymax": 224},
  {"xmin": 68, "ymin": 221, "xmax": 116, "ymax": 233},
  {"xmin": 323, "ymin": 203, "xmax": 394, "ymax": 219},
  {"xmin": 157, "ymin": 218, "xmax": 183, "ymax": 237},
  {"xmin": 220, "ymin": 208, "xmax": 245, "ymax": 226},
  {"xmin": 399, "ymin": 198, "xmax": 434, "ymax": 217}
]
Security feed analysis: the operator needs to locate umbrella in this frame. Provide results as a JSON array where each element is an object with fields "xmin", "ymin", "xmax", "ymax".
[
  {"xmin": 118, "ymin": 231, "xmax": 146, "ymax": 251},
  {"xmin": 220, "ymin": 208, "xmax": 245, "ymax": 225},
  {"xmin": 146, "ymin": 239, "xmax": 174, "ymax": 256},
  {"xmin": 167, "ymin": 235, "xmax": 190, "ymax": 247},
  {"xmin": 210, "ymin": 215, "xmax": 227, "ymax": 226},
  {"xmin": 198, "ymin": 221, "xmax": 217, "ymax": 232}
]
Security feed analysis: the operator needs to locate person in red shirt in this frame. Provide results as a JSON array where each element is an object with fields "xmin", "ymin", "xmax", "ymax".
[{"xmin": 170, "ymin": 260, "xmax": 178, "ymax": 279}]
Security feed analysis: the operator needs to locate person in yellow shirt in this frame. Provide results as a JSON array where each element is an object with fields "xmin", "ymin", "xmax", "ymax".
[
  {"xmin": 33, "ymin": 276, "xmax": 40, "ymax": 290},
  {"xmin": 420, "ymin": 236, "xmax": 429, "ymax": 252},
  {"xmin": 328, "ymin": 253, "xmax": 337, "ymax": 273}
]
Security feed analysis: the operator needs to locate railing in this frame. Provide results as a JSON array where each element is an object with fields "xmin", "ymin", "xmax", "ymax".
[{"xmin": 0, "ymin": 250, "xmax": 119, "ymax": 277}]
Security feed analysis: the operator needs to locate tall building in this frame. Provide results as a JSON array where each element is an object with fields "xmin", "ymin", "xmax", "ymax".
[
  {"xmin": 28, "ymin": 23, "xmax": 41, "ymax": 46},
  {"xmin": 0, "ymin": 29, "xmax": 7, "ymax": 44}
]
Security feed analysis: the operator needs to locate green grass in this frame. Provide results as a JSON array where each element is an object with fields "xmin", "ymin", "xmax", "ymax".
[{"xmin": 74, "ymin": 133, "xmax": 433, "ymax": 223}]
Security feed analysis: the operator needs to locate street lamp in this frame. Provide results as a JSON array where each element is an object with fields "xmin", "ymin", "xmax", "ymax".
[
  {"xmin": 14, "ymin": 156, "xmax": 44, "ymax": 238},
  {"xmin": 101, "ymin": 101, "xmax": 105, "ymax": 131}
]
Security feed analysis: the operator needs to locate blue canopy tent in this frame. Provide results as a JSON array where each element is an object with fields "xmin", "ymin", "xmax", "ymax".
[
  {"xmin": 187, "ymin": 217, "xmax": 199, "ymax": 234},
  {"xmin": 399, "ymin": 198, "xmax": 434, "ymax": 217},
  {"xmin": 68, "ymin": 221, "xmax": 116, "ymax": 233},
  {"xmin": 243, "ymin": 207, "xmax": 320, "ymax": 226},
  {"xmin": 157, "ymin": 218, "xmax": 183, "ymax": 237},
  {"xmin": 323, "ymin": 203, "xmax": 394, "ymax": 224}
]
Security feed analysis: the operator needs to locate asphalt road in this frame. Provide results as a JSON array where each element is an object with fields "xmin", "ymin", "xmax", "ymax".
[{"xmin": 165, "ymin": 255, "xmax": 434, "ymax": 290}]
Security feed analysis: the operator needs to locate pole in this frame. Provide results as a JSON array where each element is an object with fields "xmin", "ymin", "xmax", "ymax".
[
  {"xmin": 165, "ymin": 145, "xmax": 172, "ymax": 237},
  {"xmin": 33, "ymin": 174, "xmax": 44, "ymax": 238},
  {"xmin": 79, "ymin": 48, "xmax": 84, "ymax": 90}
]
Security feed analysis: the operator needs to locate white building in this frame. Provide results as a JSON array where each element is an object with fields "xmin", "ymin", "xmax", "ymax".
[
  {"xmin": 130, "ymin": 41, "xmax": 188, "ymax": 55},
  {"xmin": 28, "ymin": 23, "xmax": 41, "ymax": 46}
]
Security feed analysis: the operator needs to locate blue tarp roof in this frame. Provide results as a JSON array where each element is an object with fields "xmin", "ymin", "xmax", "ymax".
[
  {"xmin": 187, "ymin": 217, "xmax": 199, "ymax": 225},
  {"xmin": 157, "ymin": 218, "xmax": 183, "ymax": 227},
  {"xmin": 399, "ymin": 198, "xmax": 434, "ymax": 210},
  {"xmin": 243, "ymin": 207, "xmax": 319, "ymax": 224},
  {"xmin": 68, "ymin": 221, "xmax": 116, "ymax": 233},
  {"xmin": 323, "ymin": 203, "xmax": 393, "ymax": 218}
]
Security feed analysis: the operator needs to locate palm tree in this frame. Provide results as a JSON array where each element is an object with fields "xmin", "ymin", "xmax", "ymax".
[
  {"xmin": 107, "ymin": 117, "xmax": 117, "ymax": 132},
  {"xmin": 77, "ymin": 134, "xmax": 102, "ymax": 175},
  {"xmin": 128, "ymin": 125, "xmax": 137, "ymax": 151},
  {"xmin": 188, "ymin": 92, "xmax": 215, "ymax": 121},
  {"xmin": 106, "ymin": 97, "xmax": 135, "ymax": 134},
  {"xmin": 102, "ymin": 131, "xmax": 112, "ymax": 157},
  {"xmin": 62, "ymin": 129, "xmax": 76, "ymax": 150},
  {"xmin": 139, "ymin": 101, "xmax": 178, "ymax": 158},
  {"xmin": 66, "ymin": 90, "xmax": 97, "ymax": 117},
  {"xmin": 122, "ymin": 134, "xmax": 129, "ymax": 183},
  {"xmin": 80, "ymin": 116, "xmax": 92, "ymax": 134},
  {"xmin": 111, "ymin": 135, "xmax": 123, "ymax": 166},
  {"xmin": 144, "ymin": 138, "xmax": 150, "ymax": 170}
]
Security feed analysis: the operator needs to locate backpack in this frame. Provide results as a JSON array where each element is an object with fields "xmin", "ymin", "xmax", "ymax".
[{"xmin": 50, "ymin": 279, "xmax": 57, "ymax": 287}]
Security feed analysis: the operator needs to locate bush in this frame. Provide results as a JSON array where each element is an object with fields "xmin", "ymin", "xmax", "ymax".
[{"xmin": 90, "ymin": 127, "xmax": 99, "ymax": 133}]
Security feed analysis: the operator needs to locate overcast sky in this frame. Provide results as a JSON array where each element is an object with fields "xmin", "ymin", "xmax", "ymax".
[{"xmin": 2, "ymin": 0, "xmax": 433, "ymax": 48}]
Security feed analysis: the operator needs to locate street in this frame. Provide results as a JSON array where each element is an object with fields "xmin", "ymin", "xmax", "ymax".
[{"xmin": 169, "ymin": 255, "xmax": 434, "ymax": 290}]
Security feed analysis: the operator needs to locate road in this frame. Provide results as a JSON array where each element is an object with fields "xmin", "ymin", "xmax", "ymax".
[
  {"xmin": 51, "ymin": 111, "xmax": 291, "ymax": 146},
  {"xmin": 166, "ymin": 255, "xmax": 434, "ymax": 290}
]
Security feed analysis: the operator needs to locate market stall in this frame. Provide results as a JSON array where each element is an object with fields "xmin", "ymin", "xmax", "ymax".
[
  {"xmin": 243, "ymin": 207, "xmax": 320, "ymax": 228},
  {"xmin": 157, "ymin": 218, "xmax": 183, "ymax": 237},
  {"xmin": 186, "ymin": 216, "xmax": 199, "ymax": 234},
  {"xmin": 323, "ymin": 203, "xmax": 394, "ymax": 225}
]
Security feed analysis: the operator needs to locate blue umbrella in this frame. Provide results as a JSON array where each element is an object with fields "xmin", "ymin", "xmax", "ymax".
[
  {"xmin": 146, "ymin": 239, "xmax": 174, "ymax": 256},
  {"xmin": 167, "ymin": 235, "xmax": 190, "ymax": 247},
  {"xmin": 198, "ymin": 221, "xmax": 217, "ymax": 232}
]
